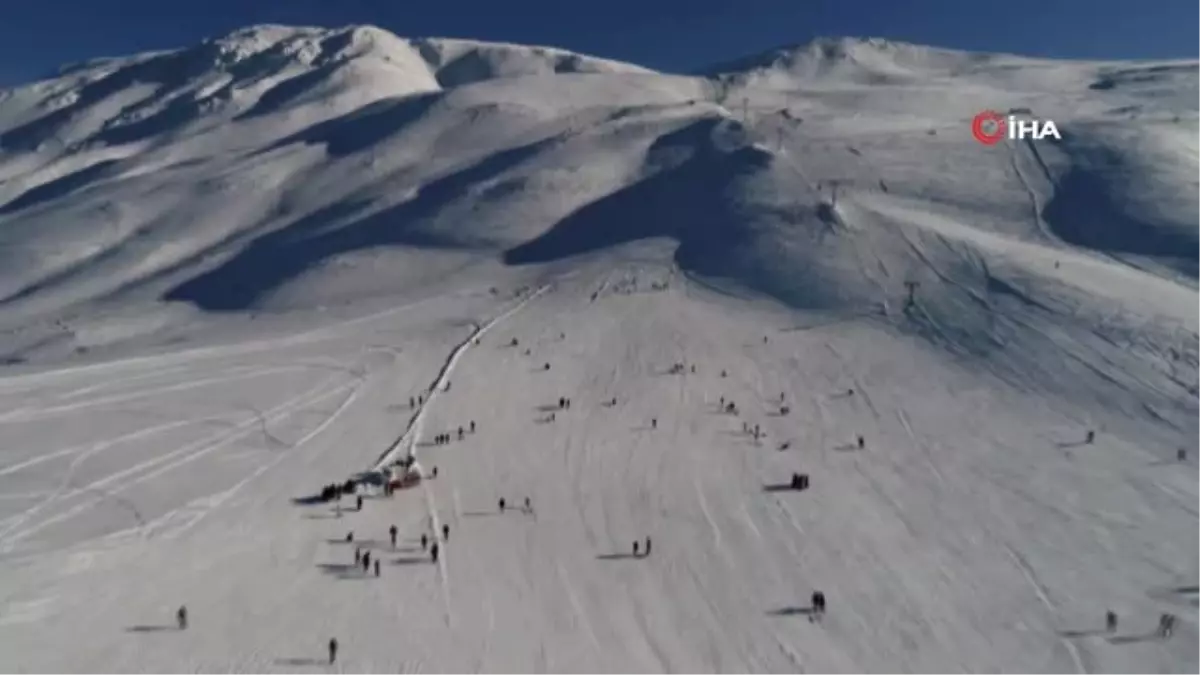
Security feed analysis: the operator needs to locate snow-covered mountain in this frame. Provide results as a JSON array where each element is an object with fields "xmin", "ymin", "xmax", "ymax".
[
  {"xmin": 0, "ymin": 25, "xmax": 1195, "ymax": 673},
  {"xmin": 0, "ymin": 27, "xmax": 1194, "ymax": 353}
]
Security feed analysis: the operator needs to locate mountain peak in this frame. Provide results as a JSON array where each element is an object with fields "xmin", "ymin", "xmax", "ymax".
[{"xmin": 698, "ymin": 35, "xmax": 1004, "ymax": 82}]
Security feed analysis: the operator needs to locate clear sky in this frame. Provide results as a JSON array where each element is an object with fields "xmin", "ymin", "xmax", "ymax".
[{"xmin": 1, "ymin": 0, "xmax": 1197, "ymax": 86}]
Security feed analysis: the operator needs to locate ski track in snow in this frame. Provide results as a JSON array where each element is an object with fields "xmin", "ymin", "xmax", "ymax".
[
  {"xmin": 1004, "ymin": 543, "xmax": 1090, "ymax": 674},
  {"xmin": 0, "ymin": 375, "xmax": 354, "ymax": 552},
  {"xmin": 160, "ymin": 378, "xmax": 367, "ymax": 539}
]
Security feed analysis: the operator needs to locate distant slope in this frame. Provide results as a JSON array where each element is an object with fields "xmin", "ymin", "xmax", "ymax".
[{"xmin": 0, "ymin": 28, "xmax": 1194, "ymax": 381}]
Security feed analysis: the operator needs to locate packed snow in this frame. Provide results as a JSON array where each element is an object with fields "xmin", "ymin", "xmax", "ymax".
[{"xmin": 0, "ymin": 24, "xmax": 1195, "ymax": 673}]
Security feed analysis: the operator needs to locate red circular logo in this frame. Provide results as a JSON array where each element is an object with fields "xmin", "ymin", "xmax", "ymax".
[{"xmin": 972, "ymin": 110, "xmax": 1006, "ymax": 145}]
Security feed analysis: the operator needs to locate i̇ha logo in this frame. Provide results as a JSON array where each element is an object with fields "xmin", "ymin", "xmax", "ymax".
[{"xmin": 972, "ymin": 110, "xmax": 1061, "ymax": 145}]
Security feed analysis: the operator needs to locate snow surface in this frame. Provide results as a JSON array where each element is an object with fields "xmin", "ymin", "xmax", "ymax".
[{"xmin": 0, "ymin": 25, "xmax": 1195, "ymax": 673}]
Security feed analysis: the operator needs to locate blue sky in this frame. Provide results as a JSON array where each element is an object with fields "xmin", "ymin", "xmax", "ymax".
[{"xmin": 1, "ymin": 0, "xmax": 1196, "ymax": 86}]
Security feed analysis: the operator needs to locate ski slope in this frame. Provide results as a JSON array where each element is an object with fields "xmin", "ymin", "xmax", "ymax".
[
  {"xmin": 0, "ymin": 24, "xmax": 1195, "ymax": 673},
  {"xmin": 0, "ymin": 260, "xmax": 1194, "ymax": 672}
]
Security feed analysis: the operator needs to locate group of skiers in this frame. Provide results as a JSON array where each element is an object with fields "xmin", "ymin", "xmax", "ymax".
[
  {"xmin": 353, "ymin": 548, "xmax": 381, "ymax": 577},
  {"xmin": 430, "ymin": 420, "xmax": 478, "ymax": 446},
  {"xmin": 497, "ymin": 496, "xmax": 534, "ymax": 515},
  {"xmin": 316, "ymin": 479, "xmax": 357, "ymax": 503},
  {"xmin": 1104, "ymin": 610, "xmax": 1178, "ymax": 639},
  {"xmin": 632, "ymin": 536, "xmax": 652, "ymax": 558}
]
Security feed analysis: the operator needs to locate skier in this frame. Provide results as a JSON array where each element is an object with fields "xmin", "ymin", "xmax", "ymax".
[
  {"xmin": 1085, "ymin": 430, "xmax": 1095, "ymax": 444},
  {"xmin": 633, "ymin": 540, "xmax": 640, "ymax": 557},
  {"xmin": 432, "ymin": 466, "xmax": 438, "ymax": 478},
  {"xmin": 1158, "ymin": 613, "xmax": 1176, "ymax": 639},
  {"xmin": 176, "ymin": 605, "xmax": 188, "ymax": 630},
  {"xmin": 356, "ymin": 495, "xmax": 363, "ymax": 512},
  {"xmin": 430, "ymin": 542, "xmax": 440, "ymax": 564},
  {"xmin": 346, "ymin": 531, "xmax": 354, "ymax": 543},
  {"xmin": 458, "ymin": 426, "xmax": 464, "ymax": 440},
  {"xmin": 611, "ymin": 397, "xmax": 617, "ymax": 406},
  {"xmin": 374, "ymin": 559, "xmax": 380, "ymax": 577},
  {"xmin": 651, "ymin": 418, "xmax": 657, "ymax": 429},
  {"xmin": 442, "ymin": 523, "xmax": 449, "ymax": 541},
  {"xmin": 720, "ymin": 396, "xmax": 725, "ymax": 407},
  {"xmin": 857, "ymin": 435, "xmax": 865, "ymax": 450},
  {"xmin": 362, "ymin": 551, "xmax": 371, "ymax": 574},
  {"xmin": 780, "ymin": 392, "xmax": 785, "ymax": 402},
  {"xmin": 1105, "ymin": 610, "xmax": 1118, "ymax": 633},
  {"xmin": 421, "ymin": 533, "xmax": 429, "ymax": 551},
  {"xmin": 499, "ymin": 498, "xmax": 506, "ymax": 512},
  {"xmin": 847, "ymin": 388, "xmax": 854, "ymax": 396},
  {"xmin": 559, "ymin": 397, "xmax": 565, "ymax": 409},
  {"xmin": 355, "ymin": 548, "xmax": 362, "ymax": 566},
  {"xmin": 645, "ymin": 536, "xmax": 652, "ymax": 556},
  {"xmin": 780, "ymin": 405, "xmax": 790, "ymax": 416},
  {"xmin": 328, "ymin": 638, "xmax": 338, "ymax": 665},
  {"xmin": 544, "ymin": 363, "xmax": 551, "ymax": 371},
  {"xmin": 524, "ymin": 496, "xmax": 532, "ymax": 514},
  {"xmin": 389, "ymin": 524, "xmax": 398, "ymax": 548},
  {"xmin": 566, "ymin": 398, "xmax": 571, "ymax": 409},
  {"xmin": 811, "ymin": 591, "xmax": 826, "ymax": 617},
  {"xmin": 470, "ymin": 420, "xmax": 476, "ymax": 433},
  {"xmin": 409, "ymin": 397, "xmax": 415, "ymax": 408}
]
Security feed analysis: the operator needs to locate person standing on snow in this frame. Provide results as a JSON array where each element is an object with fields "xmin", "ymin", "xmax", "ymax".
[
  {"xmin": 442, "ymin": 523, "xmax": 449, "ymax": 541},
  {"xmin": 811, "ymin": 591, "xmax": 826, "ymax": 617},
  {"xmin": 421, "ymin": 533, "xmax": 428, "ymax": 551},
  {"xmin": 644, "ymin": 537, "xmax": 652, "ymax": 556},
  {"xmin": 430, "ymin": 542, "xmax": 440, "ymax": 564},
  {"xmin": 374, "ymin": 559, "xmax": 380, "ymax": 577},
  {"xmin": 328, "ymin": 638, "xmax": 338, "ymax": 665},
  {"xmin": 176, "ymin": 605, "xmax": 188, "ymax": 630},
  {"xmin": 389, "ymin": 524, "xmax": 398, "ymax": 548}
]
